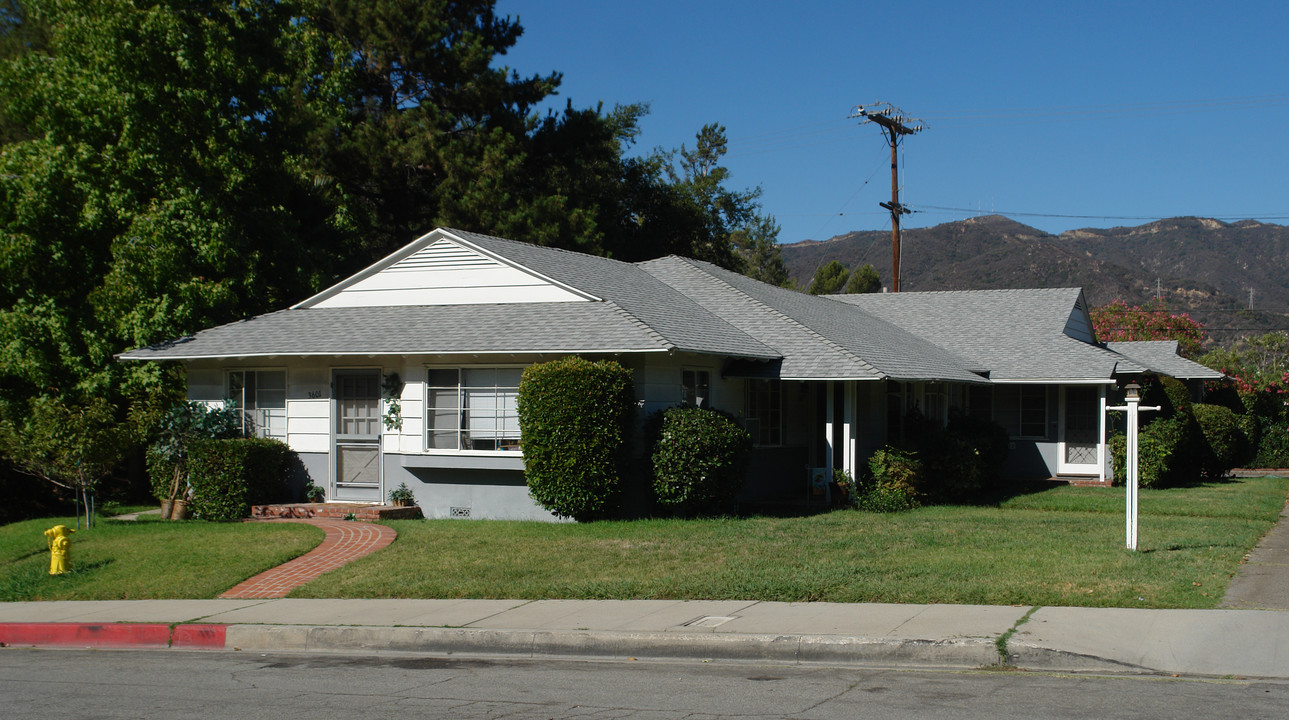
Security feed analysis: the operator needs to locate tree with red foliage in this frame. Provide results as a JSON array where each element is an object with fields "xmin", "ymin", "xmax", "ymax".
[{"xmin": 1091, "ymin": 300, "xmax": 1206, "ymax": 358}]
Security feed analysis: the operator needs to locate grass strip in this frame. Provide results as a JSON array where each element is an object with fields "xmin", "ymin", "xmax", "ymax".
[
  {"xmin": 0, "ymin": 515, "xmax": 322, "ymax": 601},
  {"xmin": 291, "ymin": 476, "xmax": 1288, "ymax": 608}
]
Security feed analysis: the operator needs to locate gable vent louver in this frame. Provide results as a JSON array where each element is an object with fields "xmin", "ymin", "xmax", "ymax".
[{"xmin": 390, "ymin": 241, "xmax": 500, "ymax": 271}]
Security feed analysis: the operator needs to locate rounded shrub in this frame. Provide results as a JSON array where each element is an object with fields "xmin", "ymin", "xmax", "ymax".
[
  {"xmin": 650, "ymin": 406, "xmax": 752, "ymax": 515},
  {"xmin": 1192, "ymin": 403, "xmax": 1247, "ymax": 477},
  {"xmin": 518, "ymin": 357, "xmax": 635, "ymax": 521}
]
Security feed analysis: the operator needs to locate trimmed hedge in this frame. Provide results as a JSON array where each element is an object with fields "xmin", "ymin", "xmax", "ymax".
[
  {"xmin": 187, "ymin": 437, "xmax": 292, "ymax": 520},
  {"xmin": 1255, "ymin": 424, "xmax": 1289, "ymax": 468},
  {"xmin": 1192, "ymin": 403, "xmax": 1248, "ymax": 477},
  {"xmin": 518, "ymin": 357, "xmax": 635, "ymax": 521},
  {"xmin": 650, "ymin": 406, "xmax": 752, "ymax": 515}
]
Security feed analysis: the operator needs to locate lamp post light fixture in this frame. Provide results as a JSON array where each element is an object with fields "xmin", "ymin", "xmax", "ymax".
[{"xmin": 1107, "ymin": 382, "xmax": 1161, "ymax": 551}]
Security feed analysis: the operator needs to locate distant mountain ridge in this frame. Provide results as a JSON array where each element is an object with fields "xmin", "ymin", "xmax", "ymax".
[{"xmin": 778, "ymin": 215, "xmax": 1289, "ymax": 342}]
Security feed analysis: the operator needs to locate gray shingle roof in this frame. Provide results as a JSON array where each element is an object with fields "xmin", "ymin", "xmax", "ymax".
[
  {"xmin": 639, "ymin": 257, "xmax": 988, "ymax": 382},
  {"xmin": 118, "ymin": 302, "xmax": 673, "ymax": 360},
  {"xmin": 122, "ymin": 228, "xmax": 1173, "ymax": 386},
  {"xmin": 835, "ymin": 288, "xmax": 1145, "ymax": 381},
  {"xmin": 450, "ymin": 230, "xmax": 778, "ymax": 360},
  {"xmin": 120, "ymin": 229, "xmax": 779, "ymax": 362},
  {"xmin": 1105, "ymin": 341, "xmax": 1224, "ymax": 380}
]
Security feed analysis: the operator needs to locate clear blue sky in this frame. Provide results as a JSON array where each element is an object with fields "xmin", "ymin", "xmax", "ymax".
[{"xmin": 496, "ymin": 0, "xmax": 1289, "ymax": 244}]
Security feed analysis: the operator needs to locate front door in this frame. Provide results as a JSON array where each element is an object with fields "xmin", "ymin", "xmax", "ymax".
[
  {"xmin": 333, "ymin": 370, "xmax": 382, "ymax": 502},
  {"xmin": 1058, "ymin": 385, "xmax": 1101, "ymax": 475}
]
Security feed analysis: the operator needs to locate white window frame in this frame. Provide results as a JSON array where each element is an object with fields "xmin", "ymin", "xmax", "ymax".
[
  {"xmin": 226, "ymin": 368, "xmax": 287, "ymax": 441},
  {"xmin": 425, "ymin": 365, "xmax": 524, "ymax": 454},
  {"xmin": 682, "ymin": 368, "xmax": 712, "ymax": 409}
]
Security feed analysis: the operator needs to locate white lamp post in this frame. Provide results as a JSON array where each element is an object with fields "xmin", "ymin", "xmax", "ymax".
[{"xmin": 1106, "ymin": 382, "xmax": 1161, "ymax": 551}]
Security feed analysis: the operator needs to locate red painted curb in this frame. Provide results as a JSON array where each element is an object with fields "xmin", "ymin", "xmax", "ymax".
[
  {"xmin": 0, "ymin": 622, "xmax": 171, "ymax": 648},
  {"xmin": 171, "ymin": 624, "xmax": 227, "ymax": 649},
  {"xmin": 0, "ymin": 623, "xmax": 230, "ymax": 649}
]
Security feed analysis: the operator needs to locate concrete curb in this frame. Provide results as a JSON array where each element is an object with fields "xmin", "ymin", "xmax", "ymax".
[
  {"xmin": 1006, "ymin": 642, "xmax": 1151, "ymax": 674},
  {"xmin": 222, "ymin": 624, "xmax": 1002, "ymax": 669},
  {"xmin": 6, "ymin": 611, "xmax": 1288, "ymax": 679},
  {"xmin": 2, "ymin": 621, "xmax": 1000, "ymax": 670},
  {"xmin": 0, "ymin": 622, "xmax": 226, "ymax": 650}
]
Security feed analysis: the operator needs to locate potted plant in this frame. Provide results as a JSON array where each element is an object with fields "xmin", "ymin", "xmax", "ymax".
[
  {"xmin": 149, "ymin": 401, "xmax": 243, "ymax": 520},
  {"xmin": 303, "ymin": 481, "xmax": 325, "ymax": 503},
  {"xmin": 388, "ymin": 482, "xmax": 415, "ymax": 507}
]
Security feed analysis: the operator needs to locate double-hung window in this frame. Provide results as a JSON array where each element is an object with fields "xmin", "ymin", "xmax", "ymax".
[
  {"xmin": 227, "ymin": 370, "xmax": 287, "ymax": 441},
  {"xmin": 994, "ymin": 384, "xmax": 1048, "ymax": 438},
  {"xmin": 682, "ymin": 369, "xmax": 710, "ymax": 409},
  {"xmin": 426, "ymin": 367, "xmax": 522, "ymax": 451},
  {"xmin": 744, "ymin": 379, "xmax": 781, "ymax": 445}
]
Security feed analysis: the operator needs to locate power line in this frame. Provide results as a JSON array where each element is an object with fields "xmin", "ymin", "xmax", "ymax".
[
  {"xmin": 909, "ymin": 204, "xmax": 1289, "ymax": 223},
  {"xmin": 918, "ymin": 93, "xmax": 1289, "ymax": 123}
]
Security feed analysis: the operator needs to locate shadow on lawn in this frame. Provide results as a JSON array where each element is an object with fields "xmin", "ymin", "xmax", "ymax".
[{"xmin": 734, "ymin": 478, "xmax": 1062, "ymax": 519}]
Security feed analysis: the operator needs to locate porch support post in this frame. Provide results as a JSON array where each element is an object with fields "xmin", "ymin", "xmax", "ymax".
[
  {"xmin": 824, "ymin": 381, "xmax": 836, "ymax": 470},
  {"xmin": 843, "ymin": 381, "xmax": 857, "ymax": 479},
  {"xmin": 1097, "ymin": 385, "xmax": 1107, "ymax": 484}
]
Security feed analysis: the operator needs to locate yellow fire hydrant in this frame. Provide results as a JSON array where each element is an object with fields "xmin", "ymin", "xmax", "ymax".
[{"xmin": 44, "ymin": 524, "xmax": 74, "ymax": 575}]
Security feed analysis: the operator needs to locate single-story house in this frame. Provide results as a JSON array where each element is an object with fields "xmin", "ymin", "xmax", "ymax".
[{"xmin": 120, "ymin": 227, "xmax": 1222, "ymax": 520}]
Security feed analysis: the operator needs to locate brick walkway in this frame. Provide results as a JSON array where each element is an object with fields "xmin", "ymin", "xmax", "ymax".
[{"xmin": 219, "ymin": 519, "xmax": 397, "ymax": 599}]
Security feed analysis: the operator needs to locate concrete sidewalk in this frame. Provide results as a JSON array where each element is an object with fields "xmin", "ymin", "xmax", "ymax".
[{"xmin": 3, "ymin": 598, "xmax": 1288, "ymax": 679}]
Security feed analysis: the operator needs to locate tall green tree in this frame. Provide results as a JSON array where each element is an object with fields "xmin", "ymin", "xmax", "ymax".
[
  {"xmin": 655, "ymin": 123, "xmax": 760, "ymax": 270},
  {"xmin": 845, "ymin": 263, "xmax": 882, "ymax": 293},
  {"xmin": 0, "ymin": 0, "xmax": 779, "ymax": 503},
  {"xmin": 732, "ymin": 214, "xmax": 790, "ymax": 286},
  {"xmin": 808, "ymin": 261, "xmax": 850, "ymax": 295},
  {"xmin": 0, "ymin": 0, "xmax": 349, "ymax": 496}
]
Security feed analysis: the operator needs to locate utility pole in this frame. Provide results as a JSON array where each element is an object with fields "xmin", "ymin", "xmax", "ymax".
[{"xmin": 852, "ymin": 102, "xmax": 926, "ymax": 292}]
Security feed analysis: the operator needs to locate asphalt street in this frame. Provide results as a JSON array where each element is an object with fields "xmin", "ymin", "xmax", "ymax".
[{"xmin": 4, "ymin": 649, "xmax": 1287, "ymax": 720}]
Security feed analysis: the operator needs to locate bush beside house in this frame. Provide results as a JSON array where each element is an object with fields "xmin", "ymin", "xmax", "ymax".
[
  {"xmin": 187, "ymin": 438, "xmax": 292, "ymax": 520},
  {"xmin": 1192, "ymin": 403, "xmax": 1248, "ymax": 476},
  {"xmin": 854, "ymin": 411, "xmax": 1010, "ymax": 512},
  {"xmin": 1109, "ymin": 376, "xmax": 1267, "ymax": 488},
  {"xmin": 146, "ymin": 401, "xmax": 243, "ymax": 508},
  {"xmin": 518, "ymin": 357, "xmax": 635, "ymax": 521},
  {"xmin": 856, "ymin": 447, "xmax": 922, "ymax": 512},
  {"xmin": 650, "ymin": 406, "xmax": 752, "ymax": 515}
]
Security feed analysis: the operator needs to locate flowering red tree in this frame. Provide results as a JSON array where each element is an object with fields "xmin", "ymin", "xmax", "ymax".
[
  {"xmin": 1091, "ymin": 300, "xmax": 1206, "ymax": 358},
  {"xmin": 1200, "ymin": 332, "xmax": 1289, "ymax": 394}
]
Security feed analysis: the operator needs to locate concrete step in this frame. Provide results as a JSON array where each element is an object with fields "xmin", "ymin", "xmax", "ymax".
[{"xmin": 251, "ymin": 502, "xmax": 422, "ymax": 521}]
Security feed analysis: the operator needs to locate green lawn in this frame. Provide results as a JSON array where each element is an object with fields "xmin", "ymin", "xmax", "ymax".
[
  {"xmin": 291, "ymin": 476, "xmax": 1289, "ymax": 609},
  {"xmin": 3, "ymin": 477, "xmax": 1284, "ymax": 607},
  {"xmin": 0, "ymin": 515, "xmax": 322, "ymax": 601}
]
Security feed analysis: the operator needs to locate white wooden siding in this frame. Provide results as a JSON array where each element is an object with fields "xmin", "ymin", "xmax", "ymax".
[
  {"xmin": 1064, "ymin": 296, "xmax": 1096, "ymax": 343},
  {"xmin": 311, "ymin": 239, "xmax": 587, "ymax": 308},
  {"xmin": 286, "ymin": 398, "xmax": 330, "ymax": 453}
]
